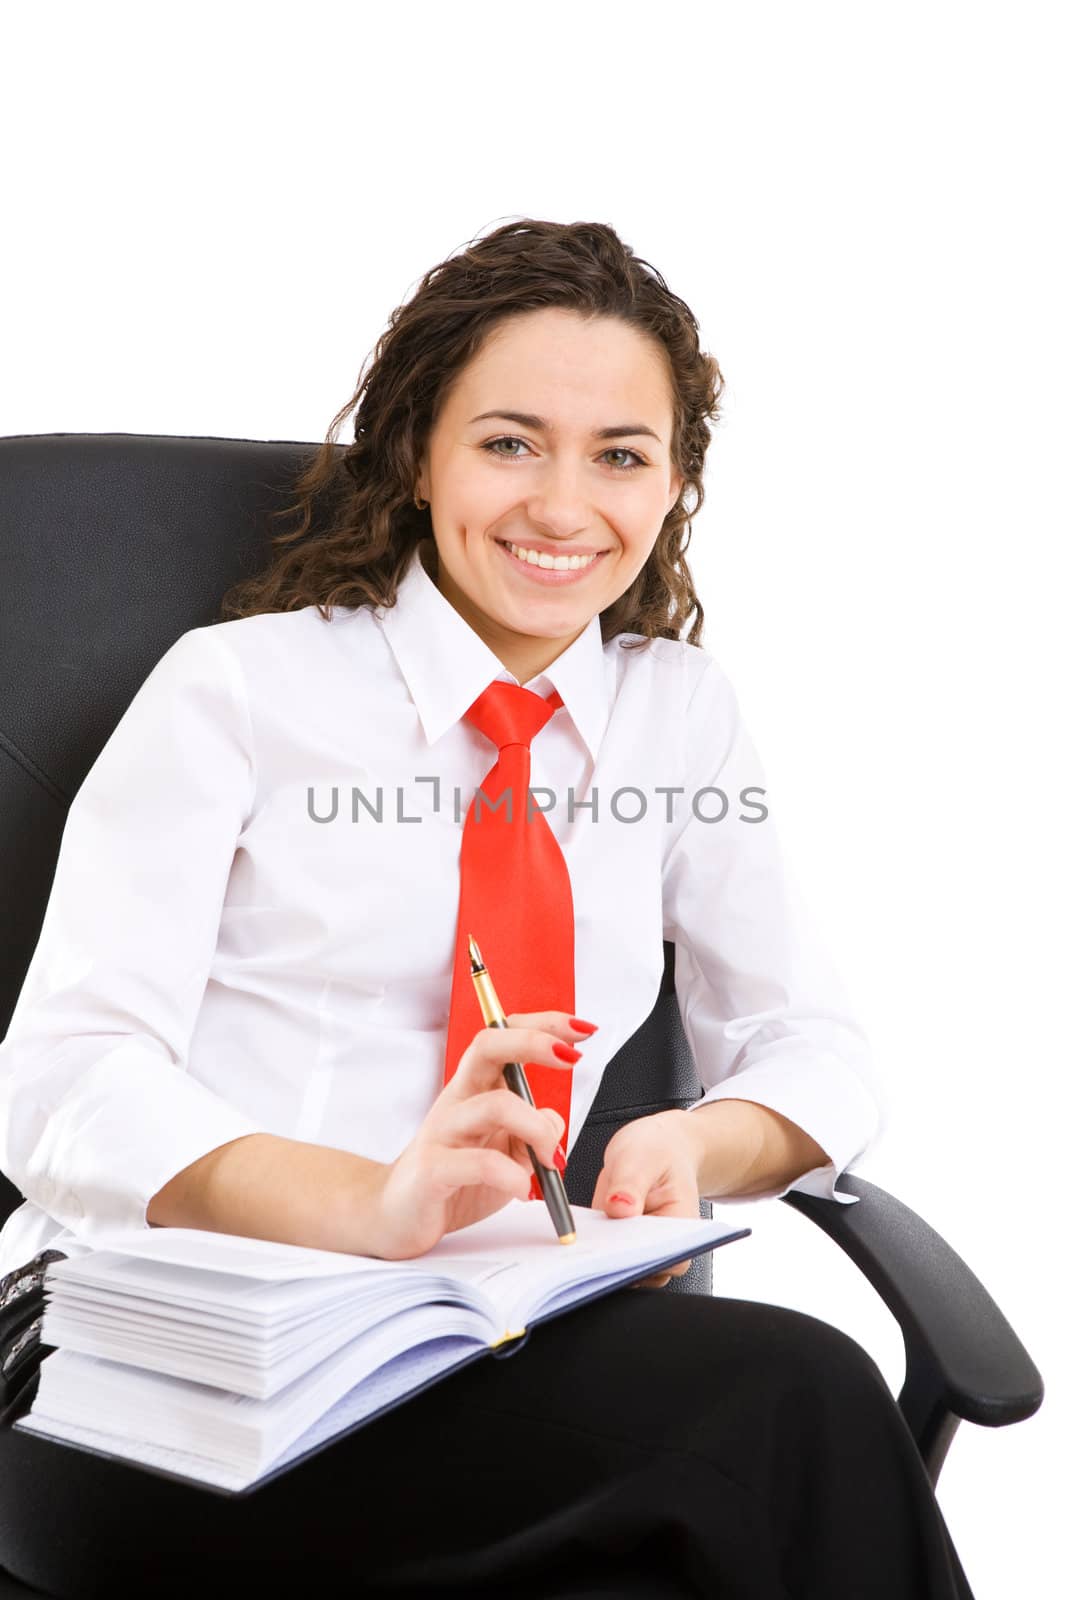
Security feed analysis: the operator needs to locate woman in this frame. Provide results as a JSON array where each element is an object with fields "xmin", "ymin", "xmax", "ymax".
[{"xmin": 0, "ymin": 218, "xmax": 974, "ymax": 1598}]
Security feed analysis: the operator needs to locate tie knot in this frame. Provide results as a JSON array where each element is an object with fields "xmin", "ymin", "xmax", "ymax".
[{"xmin": 463, "ymin": 679, "xmax": 563, "ymax": 752}]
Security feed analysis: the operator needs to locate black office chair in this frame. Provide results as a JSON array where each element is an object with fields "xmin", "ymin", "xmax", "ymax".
[{"xmin": 0, "ymin": 433, "xmax": 1045, "ymax": 1600}]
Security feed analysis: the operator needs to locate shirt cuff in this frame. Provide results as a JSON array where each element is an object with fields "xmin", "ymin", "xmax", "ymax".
[{"xmin": 23, "ymin": 1037, "xmax": 269, "ymax": 1243}]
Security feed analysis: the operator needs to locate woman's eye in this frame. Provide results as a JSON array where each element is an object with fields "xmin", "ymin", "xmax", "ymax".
[
  {"xmin": 483, "ymin": 437, "xmax": 527, "ymax": 460},
  {"xmin": 481, "ymin": 437, "xmax": 648, "ymax": 473}
]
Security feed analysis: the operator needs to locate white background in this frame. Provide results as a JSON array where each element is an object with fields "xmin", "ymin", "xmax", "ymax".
[{"xmin": 2, "ymin": 2, "xmax": 1062, "ymax": 1590}]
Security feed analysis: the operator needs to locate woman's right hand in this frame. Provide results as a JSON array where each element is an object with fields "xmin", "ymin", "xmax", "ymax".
[{"xmin": 367, "ymin": 1011, "xmax": 586, "ymax": 1260}]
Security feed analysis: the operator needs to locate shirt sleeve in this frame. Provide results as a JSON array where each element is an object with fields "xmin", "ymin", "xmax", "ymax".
[
  {"xmin": 661, "ymin": 652, "xmax": 886, "ymax": 1206},
  {"xmin": 0, "ymin": 626, "xmax": 269, "ymax": 1243}
]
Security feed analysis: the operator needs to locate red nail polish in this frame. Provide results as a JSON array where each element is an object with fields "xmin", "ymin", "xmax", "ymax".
[
  {"xmin": 552, "ymin": 1041, "xmax": 582, "ymax": 1063},
  {"xmin": 608, "ymin": 1192, "xmax": 634, "ymax": 1206},
  {"xmin": 553, "ymin": 1144, "xmax": 567, "ymax": 1174},
  {"xmin": 569, "ymin": 1017, "xmax": 597, "ymax": 1033}
]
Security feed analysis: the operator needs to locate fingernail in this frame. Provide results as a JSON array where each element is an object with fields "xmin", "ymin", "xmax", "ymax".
[
  {"xmin": 569, "ymin": 1017, "xmax": 598, "ymax": 1034},
  {"xmin": 553, "ymin": 1144, "xmax": 567, "ymax": 1174},
  {"xmin": 552, "ymin": 1041, "xmax": 582, "ymax": 1063},
  {"xmin": 608, "ymin": 1192, "xmax": 634, "ymax": 1206}
]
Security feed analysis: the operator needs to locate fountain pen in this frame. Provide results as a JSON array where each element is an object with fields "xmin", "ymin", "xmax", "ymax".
[{"xmin": 467, "ymin": 934, "xmax": 577, "ymax": 1244}]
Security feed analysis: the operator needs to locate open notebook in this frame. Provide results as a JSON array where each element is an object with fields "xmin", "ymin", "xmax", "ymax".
[{"xmin": 14, "ymin": 1199, "xmax": 750, "ymax": 1496}]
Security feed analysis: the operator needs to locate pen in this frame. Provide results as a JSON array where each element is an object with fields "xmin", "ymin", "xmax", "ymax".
[{"xmin": 467, "ymin": 933, "xmax": 577, "ymax": 1245}]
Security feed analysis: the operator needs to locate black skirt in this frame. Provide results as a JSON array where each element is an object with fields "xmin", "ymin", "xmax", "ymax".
[{"xmin": 0, "ymin": 1248, "xmax": 976, "ymax": 1600}]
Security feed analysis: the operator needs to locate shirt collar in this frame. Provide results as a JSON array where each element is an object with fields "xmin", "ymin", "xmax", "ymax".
[{"xmin": 375, "ymin": 540, "xmax": 611, "ymax": 760}]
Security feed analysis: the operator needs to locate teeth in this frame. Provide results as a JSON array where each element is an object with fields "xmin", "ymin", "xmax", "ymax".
[{"xmin": 503, "ymin": 542, "xmax": 600, "ymax": 572}]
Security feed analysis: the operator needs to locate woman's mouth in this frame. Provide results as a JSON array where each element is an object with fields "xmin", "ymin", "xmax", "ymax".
[{"xmin": 495, "ymin": 539, "xmax": 609, "ymax": 586}]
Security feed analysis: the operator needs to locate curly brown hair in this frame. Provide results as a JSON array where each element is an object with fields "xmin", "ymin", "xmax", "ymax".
[{"xmin": 217, "ymin": 217, "xmax": 725, "ymax": 652}]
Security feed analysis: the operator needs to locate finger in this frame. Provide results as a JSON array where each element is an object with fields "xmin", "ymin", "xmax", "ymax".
[
  {"xmin": 506, "ymin": 1010, "xmax": 597, "ymax": 1040},
  {"xmin": 431, "ymin": 1144, "xmax": 535, "ymax": 1202},
  {"xmin": 447, "ymin": 1025, "xmax": 583, "ymax": 1099},
  {"xmin": 443, "ymin": 1089, "xmax": 565, "ymax": 1165},
  {"xmin": 592, "ymin": 1170, "xmax": 650, "ymax": 1219}
]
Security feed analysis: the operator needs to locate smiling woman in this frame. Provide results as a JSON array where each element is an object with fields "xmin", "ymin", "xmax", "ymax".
[
  {"xmin": 215, "ymin": 218, "xmax": 720, "ymax": 669},
  {"xmin": 0, "ymin": 218, "xmax": 974, "ymax": 1600},
  {"xmin": 408, "ymin": 308, "xmax": 686, "ymax": 683}
]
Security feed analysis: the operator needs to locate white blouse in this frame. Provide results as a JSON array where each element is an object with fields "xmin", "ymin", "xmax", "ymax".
[{"xmin": 0, "ymin": 539, "xmax": 883, "ymax": 1278}]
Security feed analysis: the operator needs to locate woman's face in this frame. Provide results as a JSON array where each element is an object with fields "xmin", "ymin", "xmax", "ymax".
[{"xmin": 415, "ymin": 308, "xmax": 684, "ymax": 685}]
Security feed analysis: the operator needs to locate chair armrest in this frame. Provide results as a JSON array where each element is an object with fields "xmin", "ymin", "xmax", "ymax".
[{"xmin": 781, "ymin": 1174, "xmax": 1044, "ymax": 1482}]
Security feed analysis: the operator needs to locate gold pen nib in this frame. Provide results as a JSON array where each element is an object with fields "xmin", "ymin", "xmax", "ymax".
[{"xmin": 468, "ymin": 933, "xmax": 485, "ymax": 973}]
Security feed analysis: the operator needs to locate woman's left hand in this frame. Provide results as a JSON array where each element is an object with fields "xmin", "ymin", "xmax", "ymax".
[{"xmin": 590, "ymin": 1110, "xmax": 704, "ymax": 1289}]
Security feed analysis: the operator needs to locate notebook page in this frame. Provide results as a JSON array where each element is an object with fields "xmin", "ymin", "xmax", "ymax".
[
  {"xmin": 522, "ymin": 1224, "xmax": 752, "ymax": 1324},
  {"xmin": 422, "ymin": 1203, "xmax": 750, "ymax": 1325}
]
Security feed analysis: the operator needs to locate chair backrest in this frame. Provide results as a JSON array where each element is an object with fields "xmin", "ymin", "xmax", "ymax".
[{"xmin": 0, "ymin": 434, "xmax": 714, "ymax": 1291}]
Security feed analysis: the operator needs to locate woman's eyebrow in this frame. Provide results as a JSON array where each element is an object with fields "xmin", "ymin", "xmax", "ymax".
[{"xmin": 468, "ymin": 410, "xmax": 662, "ymax": 444}]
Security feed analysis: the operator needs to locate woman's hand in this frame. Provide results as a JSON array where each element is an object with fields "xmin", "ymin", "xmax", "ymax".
[
  {"xmin": 591, "ymin": 1110, "xmax": 704, "ymax": 1289},
  {"xmin": 368, "ymin": 1011, "xmax": 582, "ymax": 1261}
]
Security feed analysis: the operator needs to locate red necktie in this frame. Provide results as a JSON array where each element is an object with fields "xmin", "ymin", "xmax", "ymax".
[{"xmin": 443, "ymin": 679, "xmax": 575, "ymax": 1201}]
